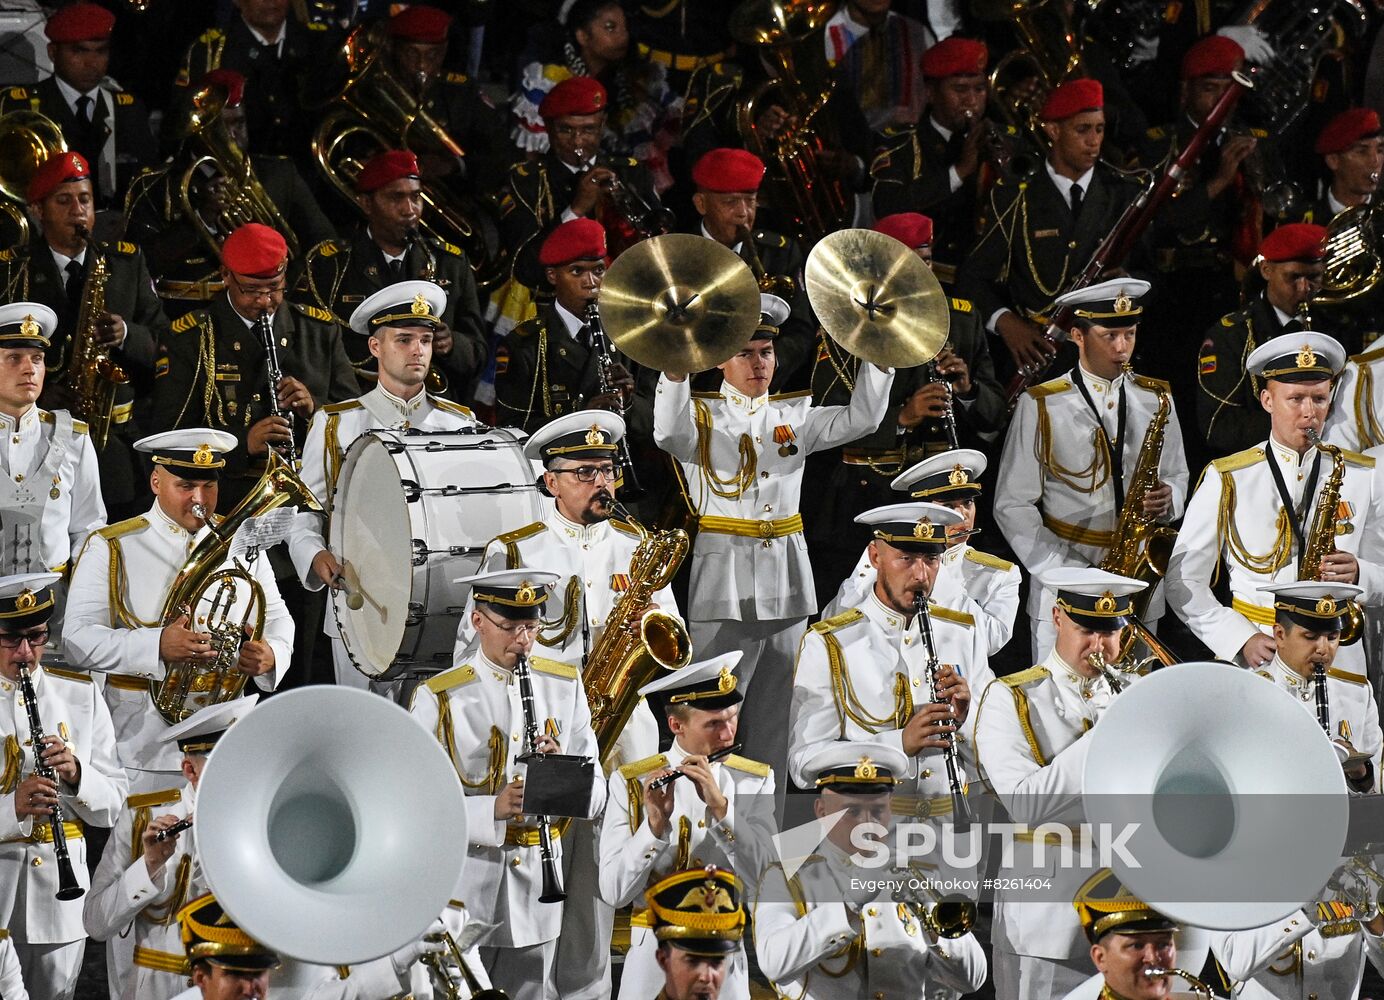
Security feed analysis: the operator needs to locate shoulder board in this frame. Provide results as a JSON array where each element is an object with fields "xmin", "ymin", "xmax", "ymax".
[
  {"xmin": 322, "ymin": 399, "xmax": 363, "ymax": 415},
  {"xmin": 609, "ymin": 519, "xmax": 640, "ymax": 536},
  {"xmin": 1001, "ymin": 665, "xmax": 1051, "ymax": 688},
  {"xmin": 530, "ymin": 657, "xmax": 578, "ymax": 680},
  {"xmin": 929, "ymin": 604, "xmax": 975, "ymax": 628},
  {"xmin": 170, "ymin": 311, "xmax": 205, "ymax": 335},
  {"xmin": 44, "ymin": 667, "xmax": 91, "ymax": 684},
  {"xmin": 110, "ymin": 241, "xmax": 137, "ymax": 255},
  {"xmin": 97, "ymin": 515, "xmax": 149, "ymax": 541},
  {"xmin": 37, "ymin": 410, "xmax": 51, "ymax": 424},
  {"xmin": 433, "ymin": 399, "xmax": 473, "ymax": 417},
  {"xmin": 1027, "ymin": 378, "xmax": 1071, "ymax": 399},
  {"xmin": 1145, "ymin": 125, "xmax": 1166, "ymax": 140},
  {"xmin": 425, "ymin": 664, "xmax": 478, "ymax": 694},
  {"xmin": 722, "ymin": 754, "xmax": 770, "ymax": 777},
  {"xmin": 949, "ymin": 296, "xmax": 973, "ymax": 313},
  {"xmin": 5, "ymin": 87, "xmax": 27, "ymax": 100},
  {"xmin": 115, "ymin": 93, "xmax": 135, "ymax": 106},
  {"xmin": 768, "ymin": 389, "xmax": 813, "ymax": 401},
  {"xmin": 1327, "ymin": 667, "xmax": 1370, "ymax": 686},
  {"xmin": 72, "ymin": 418, "xmax": 88, "ymax": 434},
  {"xmin": 690, "ymin": 391, "xmax": 721, "ymax": 399},
  {"xmin": 196, "ymin": 28, "xmax": 225, "ymax": 43},
  {"xmin": 1212, "ymin": 447, "xmax": 1266, "ymax": 474},
  {"xmin": 305, "ymin": 20, "xmax": 327, "ymax": 30},
  {"xmin": 1343, "ymin": 449, "xmax": 1375, "ymax": 469},
  {"xmin": 128, "ymin": 788, "xmax": 182, "ymax": 809},
  {"xmin": 291, "ymin": 303, "xmax": 334, "ymax": 323},
  {"xmin": 512, "ymin": 161, "xmax": 533, "ymax": 178},
  {"xmin": 437, "ymin": 240, "xmax": 463, "ymax": 257},
  {"xmin": 1349, "ymin": 345, "xmax": 1384, "ymax": 366},
  {"xmin": 1220, "ymin": 314, "xmax": 1237, "ymax": 327},
  {"xmin": 444, "ymin": 71, "xmax": 469, "ymax": 85},
  {"xmin": 878, "ymin": 125, "xmax": 913, "ymax": 143},
  {"xmin": 754, "ymin": 230, "xmax": 789, "ymax": 249},
  {"xmin": 1131, "ymin": 374, "xmax": 1170, "ymax": 393},
  {"xmin": 0, "ymin": 247, "xmax": 17, "ymax": 263},
  {"xmin": 810, "ymin": 608, "xmax": 865, "ymax": 634},
  {"xmin": 965, "ymin": 549, "xmax": 1015, "ymax": 572},
  {"xmin": 497, "ymin": 521, "xmax": 546, "ymax": 544},
  {"xmin": 619, "ymin": 753, "xmax": 669, "ymax": 781},
  {"xmin": 313, "ymin": 239, "xmax": 347, "ymax": 259}
]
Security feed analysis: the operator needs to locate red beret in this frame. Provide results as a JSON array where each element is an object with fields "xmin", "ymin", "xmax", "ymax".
[
  {"xmin": 538, "ymin": 76, "xmax": 608, "ymax": 120},
  {"xmin": 221, "ymin": 223, "xmax": 289, "ymax": 277},
  {"xmin": 539, "ymin": 219, "xmax": 607, "ymax": 266},
  {"xmin": 1315, "ymin": 108, "xmax": 1383, "ymax": 155},
  {"xmin": 388, "ymin": 5, "xmax": 453, "ymax": 44},
  {"xmin": 920, "ymin": 37, "xmax": 988, "ymax": 79},
  {"xmin": 200, "ymin": 69, "xmax": 245, "ymax": 109},
  {"xmin": 1257, "ymin": 223, "xmax": 1328, "ymax": 263},
  {"xmin": 1040, "ymin": 79, "xmax": 1103, "ymax": 122},
  {"xmin": 355, "ymin": 150, "xmax": 420, "ymax": 194},
  {"xmin": 691, "ymin": 148, "xmax": 766, "ymax": 193},
  {"xmin": 873, "ymin": 213, "xmax": 934, "ymax": 249},
  {"xmin": 27, "ymin": 151, "xmax": 89, "ymax": 203},
  {"xmin": 1180, "ymin": 35, "xmax": 1243, "ymax": 80},
  {"xmin": 45, "ymin": 3, "xmax": 114, "ymax": 43}
]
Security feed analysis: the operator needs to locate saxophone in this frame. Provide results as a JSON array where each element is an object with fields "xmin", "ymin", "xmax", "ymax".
[
  {"xmin": 582, "ymin": 511, "xmax": 692, "ymax": 761},
  {"xmin": 60, "ymin": 227, "xmax": 126, "ymax": 450},
  {"xmin": 1303, "ymin": 429, "xmax": 1364, "ymax": 644}
]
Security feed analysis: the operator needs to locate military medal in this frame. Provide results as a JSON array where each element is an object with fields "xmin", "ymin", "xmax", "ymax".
[
  {"xmin": 49, "ymin": 475, "xmax": 60, "ymax": 500},
  {"xmin": 773, "ymin": 425, "xmax": 797, "ymax": 457}
]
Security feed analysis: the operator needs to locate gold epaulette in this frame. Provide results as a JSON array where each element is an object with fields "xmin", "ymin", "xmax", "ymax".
[
  {"xmin": 619, "ymin": 753, "xmax": 669, "ymax": 782},
  {"xmin": 690, "ymin": 391, "xmax": 721, "ymax": 399},
  {"xmin": 170, "ymin": 311, "xmax": 204, "ymax": 335},
  {"xmin": 196, "ymin": 28, "xmax": 224, "ymax": 42},
  {"xmin": 810, "ymin": 608, "xmax": 865, "ymax": 634},
  {"xmin": 512, "ymin": 161, "xmax": 533, "ymax": 178},
  {"xmin": 128, "ymin": 788, "xmax": 182, "ymax": 809},
  {"xmin": 433, "ymin": 399, "xmax": 474, "ymax": 417},
  {"xmin": 1001, "ymin": 665, "xmax": 1050, "ymax": 688},
  {"xmin": 292, "ymin": 303, "xmax": 334, "ymax": 323},
  {"xmin": 111, "ymin": 241, "xmax": 137, "ymax": 255},
  {"xmin": 322, "ymin": 399, "xmax": 362, "ymax": 414},
  {"xmin": 5, "ymin": 87, "xmax": 26, "ymax": 100},
  {"xmin": 437, "ymin": 241, "xmax": 463, "ymax": 257},
  {"xmin": 1350, "ymin": 345, "xmax": 1384, "ymax": 366},
  {"xmin": 723, "ymin": 753, "xmax": 770, "ymax": 777},
  {"xmin": 609, "ymin": 519, "xmax": 640, "ymax": 536},
  {"xmin": 444, "ymin": 71, "xmax": 470, "ymax": 84},
  {"xmin": 313, "ymin": 239, "xmax": 346, "ymax": 259},
  {"xmin": 965, "ymin": 549, "xmax": 1015, "ymax": 572},
  {"xmin": 1220, "ymin": 314, "xmax": 1237, "ymax": 327},
  {"xmin": 425, "ymin": 664, "xmax": 478, "ymax": 694},
  {"xmin": 1343, "ymin": 449, "xmax": 1376, "ymax": 469},
  {"xmin": 531, "ymin": 657, "xmax": 578, "ymax": 680},
  {"xmin": 1028, "ymin": 378, "xmax": 1071, "ymax": 399},
  {"xmin": 96, "ymin": 515, "xmax": 149, "ymax": 541},
  {"xmin": 0, "ymin": 247, "xmax": 18, "ymax": 263},
  {"xmin": 44, "ymin": 667, "xmax": 91, "ymax": 684},
  {"xmin": 754, "ymin": 230, "xmax": 789, "ymax": 249},
  {"xmin": 72, "ymin": 418, "xmax": 89, "ymax": 434},
  {"xmin": 115, "ymin": 93, "xmax": 135, "ymax": 106},
  {"xmin": 497, "ymin": 522, "xmax": 546, "ymax": 544},
  {"xmin": 769, "ymin": 389, "xmax": 813, "ymax": 401},
  {"xmin": 1328, "ymin": 667, "xmax": 1370, "ymax": 685},
  {"xmin": 1212, "ymin": 447, "xmax": 1266, "ymax": 474},
  {"xmin": 929, "ymin": 604, "xmax": 975, "ymax": 628},
  {"xmin": 1131, "ymin": 374, "xmax": 1171, "ymax": 393},
  {"xmin": 950, "ymin": 296, "xmax": 974, "ymax": 313}
]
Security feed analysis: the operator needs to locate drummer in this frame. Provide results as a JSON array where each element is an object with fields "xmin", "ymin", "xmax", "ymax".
[{"xmin": 287, "ymin": 279, "xmax": 479, "ymax": 690}]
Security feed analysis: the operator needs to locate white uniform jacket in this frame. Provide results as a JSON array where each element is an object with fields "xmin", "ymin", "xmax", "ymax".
[
  {"xmin": 0, "ymin": 931, "xmax": 26, "ymax": 998},
  {"xmin": 972, "ymin": 651, "xmax": 1115, "ymax": 962},
  {"xmin": 63, "ymin": 503, "xmax": 293, "ymax": 773},
  {"xmin": 0, "ymin": 664, "xmax": 126, "ymax": 945},
  {"xmin": 789, "ymin": 592, "xmax": 997, "ymax": 800},
  {"xmin": 754, "ymin": 846, "xmax": 988, "ymax": 1000},
  {"xmin": 994, "ymin": 368, "xmax": 1189, "ymax": 620},
  {"xmin": 1211, "ymin": 907, "xmax": 1384, "ymax": 1000},
  {"xmin": 408, "ymin": 643, "xmax": 601, "ymax": 950},
  {"xmin": 1261, "ymin": 655, "xmax": 1383, "ymax": 793},
  {"xmin": 1165, "ymin": 439, "xmax": 1384, "ymax": 665},
  {"xmin": 652, "ymin": 366, "xmax": 893, "ymax": 621},
  {"xmin": 822, "ymin": 541, "xmax": 1022, "ymax": 654},
  {"xmin": 84, "ymin": 783, "xmax": 201, "ymax": 1000},
  {"xmin": 0, "ymin": 407, "xmax": 104, "ymax": 578},
  {"xmin": 1325, "ymin": 346, "xmax": 1384, "ymax": 452}
]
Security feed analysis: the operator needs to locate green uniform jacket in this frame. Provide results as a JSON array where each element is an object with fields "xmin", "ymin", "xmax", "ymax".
[{"xmin": 1196, "ymin": 295, "xmax": 1298, "ymax": 459}]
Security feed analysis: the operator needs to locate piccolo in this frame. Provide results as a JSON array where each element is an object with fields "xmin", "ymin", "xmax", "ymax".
[
  {"xmin": 154, "ymin": 817, "xmax": 194, "ymax": 843},
  {"xmin": 649, "ymin": 743, "xmax": 743, "ymax": 790}
]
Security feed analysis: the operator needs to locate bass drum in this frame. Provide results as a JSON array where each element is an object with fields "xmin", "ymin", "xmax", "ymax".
[{"xmin": 330, "ymin": 427, "xmax": 544, "ymax": 679}]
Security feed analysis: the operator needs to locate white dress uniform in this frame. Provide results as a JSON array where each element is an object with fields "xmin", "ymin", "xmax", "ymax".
[
  {"xmin": 652, "ymin": 365, "xmax": 892, "ymax": 789},
  {"xmin": 0, "ymin": 663, "xmax": 127, "ymax": 1000},
  {"xmin": 409, "ymin": 639, "xmax": 601, "ymax": 1000},
  {"xmin": 63, "ymin": 502, "xmax": 294, "ymax": 787},
  {"xmin": 995, "ymin": 366, "xmax": 1189, "ymax": 660},
  {"xmin": 1211, "ymin": 907, "xmax": 1384, "ymax": 1000},
  {"xmin": 1324, "ymin": 345, "xmax": 1384, "ymax": 452},
  {"xmin": 1261, "ymin": 652, "xmax": 1384, "ymax": 791},
  {"xmin": 0, "ymin": 931, "xmax": 27, "ymax": 999}
]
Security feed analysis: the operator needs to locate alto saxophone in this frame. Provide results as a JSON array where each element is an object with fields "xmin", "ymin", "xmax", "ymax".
[
  {"xmin": 1303, "ymin": 429, "xmax": 1364, "ymax": 643},
  {"xmin": 60, "ymin": 226, "xmax": 126, "ymax": 450}
]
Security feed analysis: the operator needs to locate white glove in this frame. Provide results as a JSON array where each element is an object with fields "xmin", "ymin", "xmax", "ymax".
[
  {"xmin": 1216, "ymin": 25, "xmax": 1275, "ymax": 64},
  {"xmin": 390, "ymin": 918, "xmax": 447, "ymax": 978}
]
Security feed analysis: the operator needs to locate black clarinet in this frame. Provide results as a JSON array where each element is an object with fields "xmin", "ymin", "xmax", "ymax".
[
  {"xmin": 913, "ymin": 592, "xmax": 973, "ymax": 832},
  {"xmin": 514, "ymin": 653, "xmax": 565, "ymax": 903},
  {"xmin": 1312, "ymin": 660, "xmax": 1331, "ymax": 736},
  {"xmin": 254, "ymin": 314, "xmax": 296, "ymax": 464},
  {"xmin": 16, "ymin": 662, "xmax": 84, "ymax": 900},
  {"xmin": 584, "ymin": 302, "xmax": 645, "ymax": 502},
  {"xmin": 153, "ymin": 817, "xmax": 194, "ymax": 843}
]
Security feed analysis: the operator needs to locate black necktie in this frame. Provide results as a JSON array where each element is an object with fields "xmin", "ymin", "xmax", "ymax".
[
  {"xmin": 64, "ymin": 259, "xmax": 83, "ymax": 303},
  {"xmin": 387, "ymin": 258, "xmax": 404, "ymax": 280},
  {"xmin": 75, "ymin": 95, "xmax": 92, "ymax": 124},
  {"xmin": 577, "ymin": 324, "xmax": 593, "ymax": 349},
  {"xmin": 1070, "ymin": 183, "xmax": 1084, "ymax": 219}
]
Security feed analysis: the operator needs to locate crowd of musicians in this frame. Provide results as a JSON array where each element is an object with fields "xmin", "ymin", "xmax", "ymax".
[{"xmin": 2, "ymin": 0, "xmax": 1384, "ymax": 998}]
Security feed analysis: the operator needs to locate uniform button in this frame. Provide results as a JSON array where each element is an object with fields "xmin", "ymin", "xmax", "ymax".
[
  {"xmin": 761, "ymin": 471, "xmax": 769, "ymax": 479},
  {"xmin": 871, "ymin": 948, "xmax": 882, "ymax": 957},
  {"xmin": 904, "ymin": 638, "xmax": 912, "ymax": 646},
  {"xmin": 763, "ymin": 504, "xmax": 772, "ymax": 512},
  {"xmin": 754, "ymin": 435, "xmax": 761, "ymax": 443},
  {"xmin": 1307, "ymin": 950, "xmax": 1317, "ymax": 960},
  {"xmin": 233, "ymin": 341, "xmax": 241, "ymax": 351},
  {"xmin": 911, "ymin": 678, "xmax": 920, "ymax": 687},
  {"xmin": 511, "ymin": 857, "xmax": 521, "ymax": 868},
  {"xmin": 31, "ymin": 857, "xmax": 41, "ymax": 867},
  {"xmin": 692, "ymin": 856, "xmax": 702, "ymax": 866},
  {"xmin": 866, "ymin": 906, "xmax": 878, "ymax": 917},
  {"xmin": 13, "ymin": 474, "xmax": 21, "ymax": 482},
  {"xmin": 922, "ymin": 769, "xmax": 933, "ymax": 779},
  {"xmin": 874, "ymin": 992, "xmax": 884, "ymax": 999},
  {"xmin": 10, "ymin": 436, "xmax": 17, "ymax": 444},
  {"xmin": 512, "ymin": 733, "xmax": 519, "ymax": 741},
  {"xmin": 697, "ymin": 820, "xmax": 706, "ymax": 828}
]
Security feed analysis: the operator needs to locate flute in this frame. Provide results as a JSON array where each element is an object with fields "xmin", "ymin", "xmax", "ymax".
[
  {"xmin": 153, "ymin": 817, "xmax": 194, "ymax": 843},
  {"xmin": 648, "ymin": 743, "xmax": 743, "ymax": 790}
]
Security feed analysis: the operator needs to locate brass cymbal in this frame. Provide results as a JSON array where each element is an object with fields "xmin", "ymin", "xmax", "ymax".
[
  {"xmin": 730, "ymin": 0, "xmax": 838, "ymax": 47},
  {"xmin": 600, "ymin": 234, "xmax": 762, "ymax": 373},
  {"xmin": 805, "ymin": 228, "xmax": 950, "ymax": 369}
]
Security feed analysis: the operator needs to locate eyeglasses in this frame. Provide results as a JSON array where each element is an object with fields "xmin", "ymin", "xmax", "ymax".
[
  {"xmin": 550, "ymin": 465, "xmax": 617, "ymax": 484},
  {"xmin": 477, "ymin": 610, "xmax": 541, "ymax": 636},
  {"xmin": 230, "ymin": 275, "xmax": 287, "ymax": 301},
  {"xmin": 0, "ymin": 628, "xmax": 49, "ymax": 649}
]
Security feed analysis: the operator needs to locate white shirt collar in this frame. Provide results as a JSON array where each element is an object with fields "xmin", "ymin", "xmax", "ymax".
[
  {"xmin": 244, "ymin": 16, "xmax": 286, "ymax": 48},
  {"xmin": 700, "ymin": 223, "xmax": 743, "ymax": 255},
  {"xmin": 53, "ymin": 75, "xmax": 102, "ymax": 117},
  {"xmin": 929, "ymin": 115, "xmax": 954, "ymax": 142},
  {"xmin": 1045, "ymin": 161, "xmax": 1095, "ymax": 201},
  {"xmin": 1271, "ymin": 303, "xmax": 1297, "ymax": 328},
  {"xmin": 366, "ymin": 228, "xmax": 406, "ymax": 265},
  {"xmin": 0, "ymin": 407, "xmax": 38, "ymax": 433},
  {"xmin": 719, "ymin": 379, "xmax": 768, "ymax": 413},
  {"xmin": 374, "ymin": 383, "xmax": 427, "ymax": 417},
  {"xmin": 476, "ymin": 647, "xmax": 510, "ymax": 680},
  {"xmin": 548, "ymin": 503, "xmax": 609, "ymax": 542},
  {"xmin": 942, "ymin": 541, "xmax": 967, "ymax": 566},
  {"xmin": 861, "ymin": 589, "xmax": 912, "ymax": 633},
  {"xmin": 553, "ymin": 301, "xmax": 587, "ymax": 341},
  {"xmin": 50, "ymin": 246, "xmax": 86, "ymax": 274},
  {"xmin": 231, "ymin": 304, "xmax": 274, "ymax": 330}
]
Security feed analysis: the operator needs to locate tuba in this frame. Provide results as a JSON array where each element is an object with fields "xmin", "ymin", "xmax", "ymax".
[
  {"xmin": 1302, "ymin": 430, "xmax": 1364, "ymax": 644},
  {"xmin": 58, "ymin": 226, "xmax": 126, "ymax": 451},
  {"xmin": 154, "ymin": 450, "xmax": 323, "ymax": 725},
  {"xmin": 973, "ymin": 0, "xmax": 1083, "ymax": 151},
  {"xmin": 0, "ymin": 109, "xmax": 67, "ymax": 245}
]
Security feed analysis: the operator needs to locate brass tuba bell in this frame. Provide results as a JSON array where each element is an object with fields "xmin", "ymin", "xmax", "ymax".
[{"xmin": 0, "ymin": 109, "xmax": 67, "ymax": 244}]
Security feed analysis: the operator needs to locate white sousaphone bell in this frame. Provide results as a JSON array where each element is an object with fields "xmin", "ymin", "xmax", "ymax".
[
  {"xmin": 1084, "ymin": 661, "xmax": 1351, "ymax": 930},
  {"xmin": 195, "ymin": 687, "xmax": 469, "ymax": 993}
]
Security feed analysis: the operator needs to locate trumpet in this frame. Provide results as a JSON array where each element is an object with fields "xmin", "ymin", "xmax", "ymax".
[
  {"xmin": 575, "ymin": 148, "xmax": 673, "ymax": 254},
  {"xmin": 961, "ymin": 110, "xmax": 1013, "ymax": 173},
  {"xmin": 891, "ymin": 869, "xmax": 976, "ymax": 938},
  {"xmin": 1142, "ymin": 966, "xmax": 1213, "ymax": 999},
  {"xmin": 421, "ymin": 929, "xmax": 509, "ymax": 999}
]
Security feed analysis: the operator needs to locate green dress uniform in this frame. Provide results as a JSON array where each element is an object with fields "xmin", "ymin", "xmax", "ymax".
[
  {"xmin": 148, "ymin": 295, "xmax": 357, "ymax": 509},
  {"xmin": 414, "ymin": 70, "xmax": 513, "ymax": 195},
  {"xmin": 1195, "ymin": 296, "xmax": 1303, "ymax": 459},
  {"xmin": 294, "ymin": 230, "xmax": 488, "ymax": 400}
]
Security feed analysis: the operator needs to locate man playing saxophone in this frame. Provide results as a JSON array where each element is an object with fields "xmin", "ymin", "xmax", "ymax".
[
  {"xmin": 1168, "ymin": 331, "xmax": 1384, "ymax": 675},
  {"xmin": 995, "ymin": 279, "xmax": 1189, "ymax": 661}
]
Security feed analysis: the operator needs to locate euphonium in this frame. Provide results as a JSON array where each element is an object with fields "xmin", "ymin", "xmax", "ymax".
[
  {"xmin": 0, "ymin": 109, "xmax": 67, "ymax": 246},
  {"xmin": 1303, "ymin": 430, "xmax": 1364, "ymax": 644},
  {"xmin": 59, "ymin": 225, "xmax": 126, "ymax": 451},
  {"xmin": 154, "ymin": 450, "xmax": 323, "ymax": 725}
]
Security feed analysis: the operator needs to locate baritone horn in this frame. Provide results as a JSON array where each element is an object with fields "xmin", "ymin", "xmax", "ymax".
[{"xmin": 0, "ymin": 109, "xmax": 68, "ymax": 243}]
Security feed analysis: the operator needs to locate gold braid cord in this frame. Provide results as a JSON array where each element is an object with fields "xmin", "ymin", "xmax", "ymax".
[
  {"xmin": 108, "ymin": 538, "xmax": 161, "ymax": 630},
  {"xmin": 142, "ymin": 857, "xmax": 192, "ymax": 926},
  {"xmin": 1035, "ymin": 398, "xmax": 1111, "ymax": 494},
  {"xmin": 1356, "ymin": 364, "xmax": 1384, "ymax": 449},
  {"xmin": 1217, "ymin": 471, "xmax": 1291, "ymax": 574},
  {"xmin": 693, "ymin": 399, "xmax": 756, "ymax": 499},
  {"xmin": 435, "ymin": 694, "xmax": 505, "ymax": 795},
  {"xmin": 0, "ymin": 736, "xmax": 19, "ymax": 794},
  {"xmin": 822, "ymin": 632, "xmax": 913, "ymax": 735},
  {"xmin": 537, "ymin": 576, "xmax": 582, "ymax": 648},
  {"xmin": 1020, "ymin": 190, "xmax": 1071, "ymax": 298}
]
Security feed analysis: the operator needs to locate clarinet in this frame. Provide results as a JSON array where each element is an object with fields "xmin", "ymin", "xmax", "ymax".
[
  {"xmin": 913, "ymin": 592, "xmax": 973, "ymax": 831},
  {"xmin": 254, "ymin": 314, "xmax": 296, "ymax": 464},
  {"xmin": 16, "ymin": 662, "xmax": 84, "ymax": 900},
  {"xmin": 514, "ymin": 653, "xmax": 565, "ymax": 903},
  {"xmin": 928, "ymin": 356, "xmax": 960, "ymax": 450},
  {"xmin": 1312, "ymin": 659, "xmax": 1331, "ymax": 736},
  {"xmin": 584, "ymin": 302, "xmax": 645, "ymax": 501}
]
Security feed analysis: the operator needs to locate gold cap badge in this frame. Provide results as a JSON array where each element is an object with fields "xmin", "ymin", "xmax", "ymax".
[
  {"xmin": 913, "ymin": 517, "xmax": 933, "ymax": 539},
  {"xmin": 193, "ymin": 444, "xmax": 214, "ymax": 466},
  {"xmin": 1316, "ymin": 597, "xmax": 1337, "ymax": 615},
  {"xmin": 676, "ymin": 880, "xmax": 734, "ymax": 915},
  {"xmin": 585, "ymin": 424, "xmax": 604, "ymax": 446},
  {"xmin": 516, "ymin": 582, "xmax": 537, "ymax": 604},
  {"xmin": 948, "ymin": 465, "xmax": 969, "ymax": 486},
  {"xmin": 1297, "ymin": 345, "xmax": 1319, "ymax": 369},
  {"xmin": 1095, "ymin": 591, "xmax": 1118, "ymax": 614},
  {"xmin": 717, "ymin": 665, "xmax": 735, "ymax": 693},
  {"xmin": 1113, "ymin": 291, "xmax": 1133, "ymax": 314},
  {"xmin": 854, "ymin": 755, "xmax": 878, "ymax": 780},
  {"xmin": 14, "ymin": 589, "xmax": 35, "ymax": 612},
  {"xmin": 18, "ymin": 314, "xmax": 38, "ymax": 339},
  {"xmin": 410, "ymin": 292, "xmax": 430, "ymax": 316}
]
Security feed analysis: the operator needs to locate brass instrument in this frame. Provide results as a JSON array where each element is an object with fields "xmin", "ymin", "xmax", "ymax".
[
  {"xmin": 59, "ymin": 225, "xmax": 126, "ymax": 451},
  {"xmin": 421, "ymin": 929, "xmax": 509, "ymax": 999},
  {"xmin": 1325, "ymin": 856, "xmax": 1384, "ymax": 923},
  {"xmin": 16, "ymin": 659, "xmax": 84, "ymax": 900},
  {"xmin": 1302, "ymin": 429, "xmax": 1364, "ymax": 644},
  {"xmin": 1087, "ymin": 650, "xmax": 1143, "ymax": 694},
  {"xmin": 1142, "ymin": 966, "xmax": 1213, "ymax": 999},
  {"xmin": 310, "ymin": 23, "xmax": 508, "ymax": 291},
  {"xmin": 1100, "ymin": 382, "xmax": 1178, "ymax": 605},
  {"xmin": 890, "ymin": 869, "xmax": 977, "ymax": 938},
  {"xmin": 154, "ymin": 450, "xmax": 323, "ymax": 725},
  {"xmin": 0, "ymin": 110, "xmax": 67, "ymax": 246},
  {"xmin": 1318, "ymin": 190, "xmax": 1383, "ymax": 305},
  {"xmin": 172, "ymin": 84, "xmax": 300, "ymax": 259},
  {"xmin": 737, "ymin": 224, "xmax": 797, "ymax": 302},
  {"xmin": 575, "ymin": 148, "xmax": 674, "ymax": 256},
  {"xmin": 973, "ymin": 0, "xmax": 1083, "ymax": 150}
]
